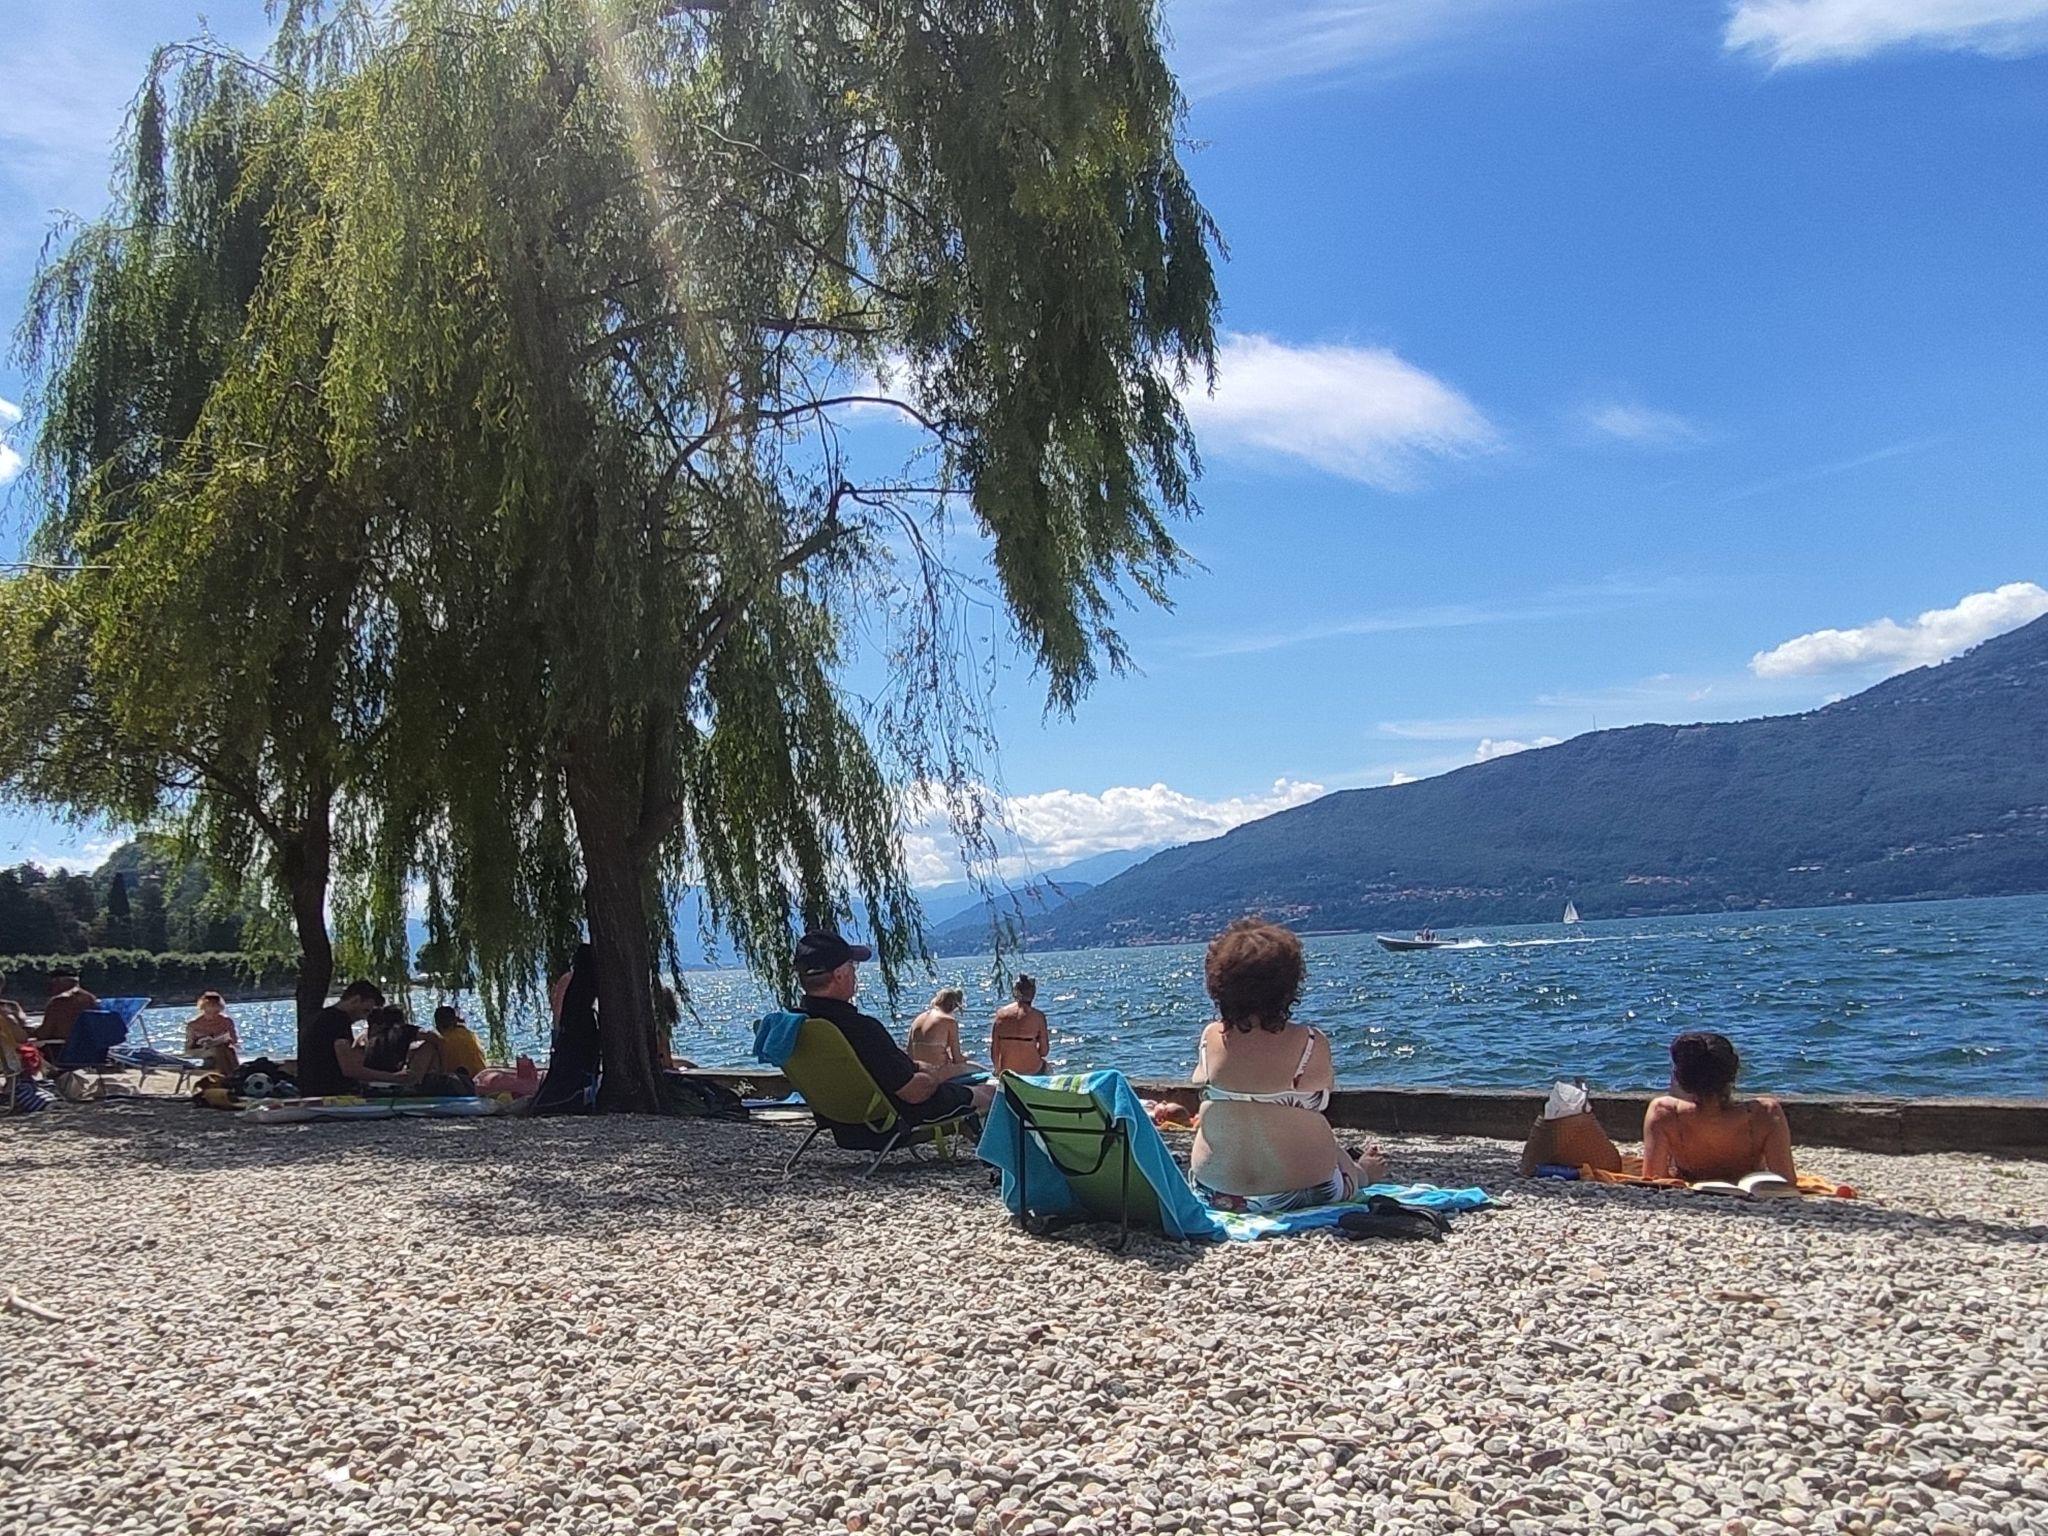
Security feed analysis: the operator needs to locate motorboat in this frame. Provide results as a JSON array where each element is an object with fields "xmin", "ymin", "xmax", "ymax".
[{"xmin": 1377, "ymin": 931, "xmax": 1450, "ymax": 952}]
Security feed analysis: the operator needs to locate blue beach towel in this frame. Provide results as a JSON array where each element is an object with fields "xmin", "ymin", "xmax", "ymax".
[
  {"xmin": 981, "ymin": 1068, "xmax": 1496, "ymax": 1243},
  {"xmin": 753, "ymin": 1010, "xmax": 806, "ymax": 1068}
]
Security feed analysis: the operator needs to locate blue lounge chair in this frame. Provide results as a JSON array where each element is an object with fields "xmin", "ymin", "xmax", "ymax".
[{"xmin": 47, "ymin": 997, "xmax": 154, "ymax": 1102}]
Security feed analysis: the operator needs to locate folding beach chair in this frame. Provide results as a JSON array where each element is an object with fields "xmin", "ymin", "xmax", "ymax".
[
  {"xmin": 779, "ymin": 1017, "xmax": 978, "ymax": 1181},
  {"xmin": 46, "ymin": 997, "xmax": 153, "ymax": 1102},
  {"xmin": 995, "ymin": 1072, "xmax": 1180, "ymax": 1251}
]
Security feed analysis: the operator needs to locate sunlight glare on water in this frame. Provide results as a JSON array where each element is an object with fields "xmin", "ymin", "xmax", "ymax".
[{"xmin": 145, "ymin": 893, "xmax": 2047, "ymax": 1098}]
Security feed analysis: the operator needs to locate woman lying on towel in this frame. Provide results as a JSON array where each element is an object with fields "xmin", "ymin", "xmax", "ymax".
[
  {"xmin": 1189, "ymin": 919, "xmax": 1388, "ymax": 1214},
  {"xmin": 1642, "ymin": 1031, "xmax": 1796, "ymax": 1185}
]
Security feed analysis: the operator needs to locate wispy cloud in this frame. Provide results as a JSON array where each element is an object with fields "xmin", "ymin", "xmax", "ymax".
[
  {"xmin": 1726, "ymin": 0, "xmax": 2048, "ymax": 66},
  {"xmin": 1713, "ymin": 437, "xmax": 1931, "ymax": 505},
  {"xmin": 1578, "ymin": 400, "xmax": 1707, "ymax": 449},
  {"xmin": 1181, "ymin": 332, "xmax": 1497, "ymax": 491},
  {"xmin": 1750, "ymin": 580, "xmax": 2048, "ymax": 678},
  {"xmin": 1387, "ymin": 770, "xmax": 1421, "ymax": 786},
  {"xmin": 1193, "ymin": 575, "xmax": 1672, "ymax": 659},
  {"xmin": 1169, "ymin": 0, "xmax": 1554, "ymax": 99}
]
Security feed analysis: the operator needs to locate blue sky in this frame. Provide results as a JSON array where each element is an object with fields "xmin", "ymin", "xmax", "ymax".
[{"xmin": 2, "ymin": 0, "xmax": 2046, "ymax": 883}]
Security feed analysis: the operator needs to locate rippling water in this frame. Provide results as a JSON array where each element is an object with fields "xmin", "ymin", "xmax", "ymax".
[{"xmin": 142, "ymin": 893, "xmax": 2047, "ymax": 1099}]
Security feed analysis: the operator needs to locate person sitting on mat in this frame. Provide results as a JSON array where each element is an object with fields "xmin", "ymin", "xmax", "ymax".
[
  {"xmin": 182, "ymin": 991, "xmax": 241, "ymax": 1075},
  {"xmin": 1641, "ymin": 1031, "xmax": 1796, "ymax": 1185},
  {"xmin": 1189, "ymin": 919, "xmax": 1387, "ymax": 1213},
  {"xmin": 906, "ymin": 987, "xmax": 985, "ymax": 1081},
  {"xmin": 796, "ymin": 930, "xmax": 996, "ymax": 1122},
  {"xmin": 299, "ymin": 982, "xmax": 413, "ymax": 1097},
  {"xmin": 988, "ymin": 974, "xmax": 1049, "ymax": 1077},
  {"xmin": 427, "ymin": 1004, "xmax": 488, "ymax": 1077}
]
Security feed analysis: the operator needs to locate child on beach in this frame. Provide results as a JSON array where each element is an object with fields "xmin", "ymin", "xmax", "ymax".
[
  {"xmin": 906, "ymin": 988, "xmax": 985, "ymax": 1081},
  {"xmin": 1641, "ymin": 1032, "xmax": 1797, "ymax": 1184},
  {"xmin": 988, "ymin": 975, "xmax": 1049, "ymax": 1077}
]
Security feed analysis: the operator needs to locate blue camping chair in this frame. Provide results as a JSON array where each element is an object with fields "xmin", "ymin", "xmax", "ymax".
[{"xmin": 48, "ymin": 998, "xmax": 155, "ymax": 1102}]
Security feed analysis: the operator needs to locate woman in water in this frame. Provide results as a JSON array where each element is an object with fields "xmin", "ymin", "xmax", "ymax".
[
  {"xmin": 1640, "ymin": 1031, "xmax": 1796, "ymax": 1184},
  {"xmin": 1190, "ymin": 919, "xmax": 1386, "ymax": 1212},
  {"xmin": 906, "ymin": 987, "xmax": 984, "ymax": 1081}
]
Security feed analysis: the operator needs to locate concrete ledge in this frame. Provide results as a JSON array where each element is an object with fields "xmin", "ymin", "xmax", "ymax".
[{"xmin": 688, "ymin": 1071, "xmax": 2048, "ymax": 1158}]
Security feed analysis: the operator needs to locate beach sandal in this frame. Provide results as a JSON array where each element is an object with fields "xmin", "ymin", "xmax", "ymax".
[{"xmin": 1334, "ymin": 1195, "xmax": 1449, "ymax": 1243}]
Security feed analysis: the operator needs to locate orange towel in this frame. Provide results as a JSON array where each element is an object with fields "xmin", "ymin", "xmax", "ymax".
[{"xmin": 1579, "ymin": 1154, "xmax": 1854, "ymax": 1198}]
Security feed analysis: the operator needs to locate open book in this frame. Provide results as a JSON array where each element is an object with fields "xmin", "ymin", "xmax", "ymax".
[{"xmin": 1690, "ymin": 1171, "xmax": 1800, "ymax": 1200}]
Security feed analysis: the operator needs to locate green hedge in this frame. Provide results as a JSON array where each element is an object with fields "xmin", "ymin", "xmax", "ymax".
[{"xmin": 0, "ymin": 951, "xmax": 299, "ymax": 1003}]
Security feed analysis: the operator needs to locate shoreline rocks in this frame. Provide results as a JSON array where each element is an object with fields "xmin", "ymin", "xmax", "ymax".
[{"xmin": 5, "ymin": 1102, "xmax": 2045, "ymax": 1535}]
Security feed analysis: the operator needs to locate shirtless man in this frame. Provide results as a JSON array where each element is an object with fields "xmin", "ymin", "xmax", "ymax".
[
  {"xmin": 1640, "ymin": 1031, "xmax": 1795, "ymax": 1184},
  {"xmin": 905, "ymin": 987, "xmax": 984, "ymax": 1081},
  {"xmin": 988, "ymin": 974, "xmax": 1049, "ymax": 1078},
  {"xmin": 32, "ymin": 971, "xmax": 99, "ymax": 1043}
]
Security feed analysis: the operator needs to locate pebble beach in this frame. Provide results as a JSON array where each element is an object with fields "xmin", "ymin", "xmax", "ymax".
[{"xmin": 5, "ymin": 1101, "xmax": 2046, "ymax": 1536}]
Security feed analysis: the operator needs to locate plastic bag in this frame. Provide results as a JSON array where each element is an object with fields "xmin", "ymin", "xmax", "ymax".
[{"xmin": 1542, "ymin": 1079, "xmax": 1591, "ymax": 1120}]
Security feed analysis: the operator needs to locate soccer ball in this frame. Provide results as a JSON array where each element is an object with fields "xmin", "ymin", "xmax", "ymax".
[{"xmin": 242, "ymin": 1072, "xmax": 273, "ymax": 1099}]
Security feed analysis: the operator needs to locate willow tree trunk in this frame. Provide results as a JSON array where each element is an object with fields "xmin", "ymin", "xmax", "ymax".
[
  {"xmin": 282, "ymin": 789, "xmax": 336, "ymax": 1062},
  {"xmin": 565, "ymin": 752, "xmax": 664, "ymax": 1113}
]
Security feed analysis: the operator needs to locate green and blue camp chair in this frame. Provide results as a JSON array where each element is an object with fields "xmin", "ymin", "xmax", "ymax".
[
  {"xmin": 988, "ymin": 1070, "xmax": 1222, "ymax": 1249},
  {"xmin": 778, "ymin": 1017, "xmax": 978, "ymax": 1180}
]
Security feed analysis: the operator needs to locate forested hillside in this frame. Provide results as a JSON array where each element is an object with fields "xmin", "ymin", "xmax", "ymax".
[{"xmin": 1016, "ymin": 616, "xmax": 2048, "ymax": 950}]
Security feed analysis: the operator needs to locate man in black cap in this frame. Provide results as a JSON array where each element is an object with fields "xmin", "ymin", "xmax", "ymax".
[{"xmin": 795, "ymin": 930, "xmax": 997, "ymax": 1122}]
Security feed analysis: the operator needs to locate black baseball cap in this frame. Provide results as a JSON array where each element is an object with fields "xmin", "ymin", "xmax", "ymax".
[{"xmin": 795, "ymin": 930, "xmax": 872, "ymax": 974}]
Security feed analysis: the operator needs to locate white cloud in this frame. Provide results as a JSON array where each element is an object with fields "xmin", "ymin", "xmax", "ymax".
[
  {"xmin": 1749, "ymin": 581, "xmax": 2048, "ymax": 678},
  {"xmin": 1170, "ymin": 0, "xmax": 1552, "ymax": 98},
  {"xmin": 1387, "ymin": 771, "xmax": 1420, "ymax": 786},
  {"xmin": 0, "ymin": 396, "xmax": 20, "ymax": 485},
  {"xmin": 1475, "ymin": 736, "xmax": 1561, "ymax": 762},
  {"xmin": 1182, "ymin": 332, "xmax": 1496, "ymax": 490},
  {"xmin": 1726, "ymin": 0, "xmax": 2048, "ymax": 65},
  {"xmin": 1580, "ymin": 401, "xmax": 1705, "ymax": 448},
  {"xmin": 6, "ymin": 834, "xmax": 123, "ymax": 872},
  {"xmin": 902, "ymin": 776, "xmax": 1326, "ymax": 887}
]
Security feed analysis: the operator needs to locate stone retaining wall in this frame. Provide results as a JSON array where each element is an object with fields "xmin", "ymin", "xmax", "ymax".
[{"xmin": 690, "ymin": 1071, "xmax": 2048, "ymax": 1158}]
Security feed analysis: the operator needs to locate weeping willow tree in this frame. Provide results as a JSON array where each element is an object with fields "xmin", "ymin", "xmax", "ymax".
[
  {"xmin": 6, "ymin": 0, "xmax": 1217, "ymax": 1111},
  {"xmin": 276, "ymin": 0, "xmax": 1221, "ymax": 1109},
  {"xmin": 0, "ymin": 37, "xmax": 393, "ymax": 1030}
]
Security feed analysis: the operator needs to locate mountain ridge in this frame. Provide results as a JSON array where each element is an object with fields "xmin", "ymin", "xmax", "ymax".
[{"xmin": 996, "ymin": 616, "xmax": 2048, "ymax": 951}]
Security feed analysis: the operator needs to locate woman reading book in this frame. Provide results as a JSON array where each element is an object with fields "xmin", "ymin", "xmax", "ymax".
[{"xmin": 1641, "ymin": 1032, "xmax": 1796, "ymax": 1185}]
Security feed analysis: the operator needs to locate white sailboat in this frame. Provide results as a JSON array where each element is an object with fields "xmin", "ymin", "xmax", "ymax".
[{"xmin": 1562, "ymin": 900, "xmax": 1581, "ymax": 925}]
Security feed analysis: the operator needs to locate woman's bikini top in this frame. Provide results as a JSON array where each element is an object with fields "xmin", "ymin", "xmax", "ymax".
[{"xmin": 1199, "ymin": 1027, "xmax": 1330, "ymax": 1113}]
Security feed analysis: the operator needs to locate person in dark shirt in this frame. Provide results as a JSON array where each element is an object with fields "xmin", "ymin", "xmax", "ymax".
[
  {"xmin": 793, "ymin": 930, "xmax": 996, "ymax": 1124},
  {"xmin": 296, "ymin": 980, "xmax": 407, "ymax": 1097}
]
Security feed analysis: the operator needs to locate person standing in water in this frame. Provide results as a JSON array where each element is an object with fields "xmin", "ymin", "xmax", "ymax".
[{"xmin": 988, "ymin": 974, "xmax": 1049, "ymax": 1077}]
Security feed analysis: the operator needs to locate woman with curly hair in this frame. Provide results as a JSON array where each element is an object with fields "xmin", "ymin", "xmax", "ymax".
[{"xmin": 1190, "ymin": 919, "xmax": 1387, "ymax": 1212}]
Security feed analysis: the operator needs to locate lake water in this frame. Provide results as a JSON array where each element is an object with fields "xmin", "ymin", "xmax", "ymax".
[{"xmin": 137, "ymin": 893, "xmax": 2046, "ymax": 1099}]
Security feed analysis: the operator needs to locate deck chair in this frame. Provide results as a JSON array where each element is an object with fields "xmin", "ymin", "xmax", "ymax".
[
  {"xmin": 47, "ymin": 998, "xmax": 152, "ymax": 1102},
  {"xmin": 994, "ymin": 1072, "xmax": 1210, "ymax": 1250},
  {"xmin": 779, "ymin": 1017, "xmax": 978, "ymax": 1180}
]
